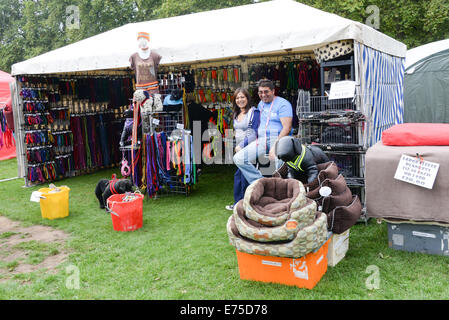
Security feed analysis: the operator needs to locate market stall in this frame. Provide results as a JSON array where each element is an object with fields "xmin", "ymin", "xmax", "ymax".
[{"xmin": 10, "ymin": 0, "xmax": 406, "ymax": 202}]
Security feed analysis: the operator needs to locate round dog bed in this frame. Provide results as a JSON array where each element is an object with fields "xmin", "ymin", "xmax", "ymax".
[
  {"xmin": 242, "ymin": 178, "xmax": 306, "ymax": 226},
  {"xmin": 233, "ymin": 198, "xmax": 317, "ymax": 242},
  {"xmin": 227, "ymin": 211, "xmax": 328, "ymax": 258}
]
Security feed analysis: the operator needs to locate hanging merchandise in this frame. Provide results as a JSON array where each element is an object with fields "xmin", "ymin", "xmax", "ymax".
[
  {"xmin": 286, "ymin": 62, "xmax": 299, "ymax": 92},
  {"xmin": 19, "ymin": 75, "xmax": 133, "ymax": 187},
  {"xmin": 121, "ymin": 152, "xmax": 131, "ymax": 177},
  {"xmin": 145, "ymin": 133, "xmax": 159, "ymax": 197},
  {"xmin": 297, "ymin": 62, "xmax": 311, "ymax": 91}
]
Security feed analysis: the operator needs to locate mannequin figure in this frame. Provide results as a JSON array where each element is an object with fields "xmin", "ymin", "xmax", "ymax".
[{"xmin": 129, "ymin": 32, "xmax": 162, "ymax": 94}]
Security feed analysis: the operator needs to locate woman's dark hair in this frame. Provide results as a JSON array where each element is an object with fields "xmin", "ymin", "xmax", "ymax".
[{"xmin": 232, "ymin": 87, "xmax": 251, "ymax": 119}]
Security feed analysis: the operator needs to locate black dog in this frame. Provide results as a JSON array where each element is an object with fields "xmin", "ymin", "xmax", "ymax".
[{"xmin": 95, "ymin": 175, "xmax": 134, "ymax": 209}]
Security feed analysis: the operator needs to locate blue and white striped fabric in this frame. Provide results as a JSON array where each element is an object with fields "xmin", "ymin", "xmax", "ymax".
[{"xmin": 358, "ymin": 43, "xmax": 405, "ymax": 146}]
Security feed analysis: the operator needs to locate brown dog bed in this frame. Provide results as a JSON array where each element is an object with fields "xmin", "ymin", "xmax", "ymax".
[
  {"xmin": 305, "ymin": 163, "xmax": 361, "ymax": 232},
  {"xmin": 227, "ymin": 211, "xmax": 328, "ymax": 258},
  {"xmin": 242, "ymin": 178, "xmax": 307, "ymax": 226},
  {"xmin": 233, "ymin": 198, "xmax": 317, "ymax": 242},
  {"xmin": 306, "ymin": 174, "xmax": 347, "ymax": 199},
  {"xmin": 227, "ymin": 176, "xmax": 328, "ymax": 258},
  {"xmin": 305, "ymin": 161, "xmax": 339, "ymax": 191},
  {"xmin": 327, "ymin": 195, "xmax": 362, "ymax": 234}
]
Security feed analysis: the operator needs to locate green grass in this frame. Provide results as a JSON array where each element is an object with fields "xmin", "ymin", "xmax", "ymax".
[
  {"xmin": 0, "ymin": 157, "xmax": 449, "ymax": 299},
  {"xmin": 0, "ymin": 232, "xmax": 18, "ymax": 239},
  {"xmin": 12, "ymin": 240, "xmax": 61, "ymax": 265}
]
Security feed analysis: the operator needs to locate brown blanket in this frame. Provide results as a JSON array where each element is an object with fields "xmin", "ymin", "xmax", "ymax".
[{"xmin": 366, "ymin": 141, "xmax": 449, "ymax": 224}]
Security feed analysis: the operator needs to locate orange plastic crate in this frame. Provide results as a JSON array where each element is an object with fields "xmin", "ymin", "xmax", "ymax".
[{"xmin": 235, "ymin": 238, "xmax": 330, "ymax": 289}]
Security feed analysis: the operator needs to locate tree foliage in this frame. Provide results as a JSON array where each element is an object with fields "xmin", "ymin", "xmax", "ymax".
[{"xmin": 1, "ymin": 0, "xmax": 448, "ymax": 73}]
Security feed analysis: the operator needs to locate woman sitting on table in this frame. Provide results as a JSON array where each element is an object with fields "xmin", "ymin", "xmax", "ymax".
[{"xmin": 225, "ymin": 88, "xmax": 260, "ymax": 211}]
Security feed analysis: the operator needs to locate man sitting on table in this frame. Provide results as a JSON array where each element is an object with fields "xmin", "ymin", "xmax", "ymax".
[{"xmin": 233, "ymin": 79, "xmax": 293, "ymax": 184}]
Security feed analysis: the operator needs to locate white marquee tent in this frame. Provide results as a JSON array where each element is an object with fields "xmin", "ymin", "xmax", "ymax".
[
  {"xmin": 11, "ymin": 0, "xmax": 405, "ymax": 75},
  {"xmin": 11, "ymin": 0, "xmax": 407, "ymax": 181}
]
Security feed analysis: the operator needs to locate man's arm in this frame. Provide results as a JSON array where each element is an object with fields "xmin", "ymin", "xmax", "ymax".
[{"xmin": 268, "ymin": 116, "xmax": 292, "ymax": 160}]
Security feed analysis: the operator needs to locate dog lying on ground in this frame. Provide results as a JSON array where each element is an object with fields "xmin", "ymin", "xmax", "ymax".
[{"xmin": 95, "ymin": 175, "xmax": 134, "ymax": 209}]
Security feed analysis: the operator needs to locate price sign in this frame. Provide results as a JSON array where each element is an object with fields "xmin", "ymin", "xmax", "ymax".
[
  {"xmin": 394, "ymin": 154, "xmax": 439, "ymax": 189},
  {"xmin": 152, "ymin": 118, "xmax": 160, "ymax": 125},
  {"xmin": 328, "ymin": 80, "xmax": 356, "ymax": 100}
]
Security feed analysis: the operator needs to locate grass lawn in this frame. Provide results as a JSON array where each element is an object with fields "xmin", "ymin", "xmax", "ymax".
[{"xmin": 0, "ymin": 157, "xmax": 449, "ymax": 300}]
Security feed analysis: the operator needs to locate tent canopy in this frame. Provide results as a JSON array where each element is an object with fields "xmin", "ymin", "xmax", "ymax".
[
  {"xmin": 405, "ymin": 38, "xmax": 449, "ymax": 70},
  {"xmin": 0, "ymin": 70, "xmax": 14, "ymax": 105},
  {"xmin": 11, "ymin": 0, "xmax": 406, "ymax": 76},
  {"xmin": 404, "ymin": 39, "xmax": 449, "ymax": 123}
]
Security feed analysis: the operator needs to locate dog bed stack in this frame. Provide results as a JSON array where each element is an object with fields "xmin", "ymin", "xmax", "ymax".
[
  {"xmin": 305, "ymin": 162, "xmax": 362, "ymax": 234},
  {"xmin": 227, "ymin": 177, "xmax": 328, "ymax": 258}
]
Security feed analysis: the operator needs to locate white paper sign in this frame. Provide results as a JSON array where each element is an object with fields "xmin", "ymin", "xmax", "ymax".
[
  {"xmin": 30, "ymin": 191, "xmax": 43, "ymax": 203},
  {"xmin": 152, "ymin": 118, "xmax": 160, "ymax": 125},
  {"xmin": 328, "ymin": 80, "xmax": 356, "ymax": 100},
  {"xmin": 176, "ymin": 123, "xmax": 184, "ymax": 130},
  {"xmin": 394, "ymin": 154, "xmax": 439, "ymax": 189}
]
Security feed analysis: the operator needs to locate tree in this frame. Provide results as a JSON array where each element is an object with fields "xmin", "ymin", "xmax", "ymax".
[
  {"xmin": 0, "ymin": 0, "xmax": 26, "ymax": 73},
  {"xmin": 1, "ymin": 0, "xmax": 448, "ymax": 73},
  {"xmin": 152, "ymin": 0, "xmax": 253, "ymax": 18}
]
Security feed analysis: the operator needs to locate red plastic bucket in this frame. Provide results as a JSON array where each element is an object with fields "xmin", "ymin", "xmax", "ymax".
[{"xmin": 106, "ymin": 193, "xmax": 144, "ymax": 232}]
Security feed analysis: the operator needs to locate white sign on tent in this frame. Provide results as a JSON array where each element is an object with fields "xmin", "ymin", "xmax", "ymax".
[{"xmin": 328, "ymin": 80, "xmax": 356, "ymax": 100}]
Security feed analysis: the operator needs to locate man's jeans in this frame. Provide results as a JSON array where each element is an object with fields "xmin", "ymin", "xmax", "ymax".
[{"xmin": 233, "ymin": 136, "xmax": 282, "ymax": 185}]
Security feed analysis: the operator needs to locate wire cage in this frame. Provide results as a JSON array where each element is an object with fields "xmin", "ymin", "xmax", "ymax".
[
  {"xmin": 297, "ymin": 92, "xmax": 358, "ymax": 117},
  {"xmin": 296, "ymin": 91, "xmax": 370, "ymax": 151},
  {"xmin": 327, "ymin": 153, "xmax": 364, "ymax": 179},
  {"xmin": 296, "ymin": 90, "xmax": 370, "ymax": 218},
  {"xmin": 296, "ymin": 90, "xmax": 371, "ymax": 121},
  {"xmin": 298, "ymin": 121, "xmax": 367, "ymax": 151}
]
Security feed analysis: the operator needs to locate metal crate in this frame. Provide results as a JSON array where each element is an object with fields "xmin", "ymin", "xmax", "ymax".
[
  {"xmin": 297, "ymin": 91, "xmax": 360, "ymax": 116},
  {"xmin": 297, "ymin": 92, "xmax": 369, "ymax": 151},
  {"xmin": 327, "ymin": 153, "xmax": 363, "ymax": 179},
  {"xmin": 298, "ymin": 121, "xmax": 367, "ymax": 151}
]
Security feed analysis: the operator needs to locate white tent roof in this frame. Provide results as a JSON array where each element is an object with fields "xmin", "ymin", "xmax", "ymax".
[
  {"xmin": 405, "ymin": 38, "xmax": 449, "ymax": 70},
  {"xmin": 12, "ymin": 0, "xmax": 406, "ymax": 76}
]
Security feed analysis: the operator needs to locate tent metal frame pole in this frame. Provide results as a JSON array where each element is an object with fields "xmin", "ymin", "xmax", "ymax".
[{"xmin": 10, "ymin": 80, "xmax": 27, "ymax": 184}]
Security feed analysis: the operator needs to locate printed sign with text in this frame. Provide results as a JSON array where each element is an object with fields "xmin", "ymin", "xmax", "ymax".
[
  {"xmin": 328, "ymin": 80, "xmax": 356, "ymax": 100},
  {"xmin": 394, "ymin": 154, "xmax": 439, "ymax": 189}
]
